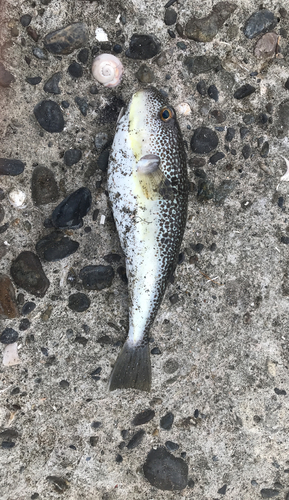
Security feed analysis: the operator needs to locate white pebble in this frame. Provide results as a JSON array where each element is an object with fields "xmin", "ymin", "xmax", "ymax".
[
  {"xmin": 176, "ymin": 103, "xmax": 191, "ymax": 116},
  {"xmin": 95, "ymin": 28, "xmax": 108, "ymax": 42},
  {"xmin": 8, "ymin": 189, "xmax": 26, "ymax": 208},
  {"xmin": 3, "ymin": 343, "xmax": 20, "ymax": 366}
]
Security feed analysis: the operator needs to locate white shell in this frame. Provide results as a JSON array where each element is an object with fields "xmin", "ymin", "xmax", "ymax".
[
  {"xmin": 176, "ymin": 102, "xmax": 191, "ymax": 116},
  {"xmin": 3, "ymin": 343, "xmax": 20, "ymax": 366},
  {"xmin": 95, "ymin": 27, "xmax": 108, "ymax": 42},
  {"xmin": 8, "ymin": 189, "xmax": 26, "ymax": 208},
  {"xmin": 280, "ymin": 156, "xmax": 289, "ymax": 181},
  {"xmin": 92, "ymin": 54, "xmax": 123, "ymax": 88}
]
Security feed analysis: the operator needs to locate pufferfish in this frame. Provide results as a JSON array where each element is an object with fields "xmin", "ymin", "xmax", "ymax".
[{"xmin": 107, "ymin": 87, "xmax": 188, "ymax": 391}]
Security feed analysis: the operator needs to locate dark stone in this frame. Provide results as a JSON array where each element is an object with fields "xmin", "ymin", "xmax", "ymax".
[
  {"xmin": 2, "ymin": 441, "xmax": 15, "ymax": 449},
  {"xmin": 143, "ymin": 447, "xmax": 188, "ymax": 490},
  {"xmin": 68, "ymin": 293, "xmax": 90, "ymax": 312},
  {"xmin": 68, "ymin": 61, "xmax": 83, "ymax": 78},
  {"xmin": 0, "ymin": 63, "xmax": 15, "ymax": 87},
  {"xmin": 91, "ymin": 367, "xmax": 101, "ymax": 380},
  {"xmin": 191, "ymin": 127, "xmax": 218, "ymax": 154},
  {"xmin": 240, "ymin": 127, "xmax": 250, "ymax": 140},
  {"xmin": 34, "ymin": 100, "xmax": 64, "ymax": 133},
  {"xmin": 132, "ymin": 409, "xmax": 155, "ymax": 426},
  {"xmin": 0, "ymin": 327, "xmax": 18, "ymax": 344},
  {"xmin": 0, "ymin": 158, "xmax": 24, "ymax": 176},
  {"xmin": 234, "ymin": 84, "xmax": 256, "ymax": 99},
  {"xmin": 169, "ymin": 294, "xmax": 179, "ymax": 305},
  {"xmin": 89, "ymin": 84, "xmax": 99, "ymax": 94},
  {"xmin": 26, "ymin": 76, "xmax": 42, "ymax": 85},
  {"xmin": 126, "ymin": 34, "xmax": 161, "ymax": 60},
  {"xmin": 127, "ymin": 429, "xmax": 145, "ymax": 449},
  {"xmin": 61, "ymin": 101, "xmax": 69, "ymax": 108},
  {"xmin": 184, "ymin": 55, "xmax": 222, "ymax": 76},
  {"xmin": 259, "ymin": 113, "xmax": 268, "ymax": 124},
  {"xmin": 185, "ymin": 2, "xmax": 237, "ymax": 42},
  {"xmin": 164, "ymin": 8, "xmax": 177, "ymax": 26},
  {"xmin": 10, "ymin": 251, "xmax": 50, "ymax": 297},
  {"xmin": 51, "ymin": 187, "xmax": 92, "ymax": 229},
  {"xmin": 176, "ymin": 41, "xmax": 187, "ymax": 50},
  {"xmin": 19, "ymin": 318, "xmax": 30, "ymax": 331},
  {"xmin": 197, "ymin": 179, "xmax": 214, "ymax": 201},
  {"xmin": 20, "ymin": 14, "xmax": 32, "ymax": 27},
  {"xmin": 79, "ymin": 265, "xmax": 115, "ymax": 290},
  {"xmin": 97, "ymin": 150, "xmax": 110, "ymax": 172},
  {"xmin": 77, "ymin": 48, "xmax": 89, "ymax": 64},
  {"xmin": 285, "ymin": 78, "xmax": 289, "ymax": 90},
  {"xmin": 44, "ymin": 23, "xmax": 88, "ymax": 55},
  {"xmin": 260, "ymin": 489, "xmax": 280, "ymax": 499},
  {"xmin": 281, "ymin": 236, "xmax": 289, "ymax": 245},
  {"xmin": 75, "ymin": 96, "xmax": 89, "ymax": 116},
  {"xmin": 99, "ymin": 96, "xmax": 125, "ymax": 124},
  {"xmin": 260, "ymin": 141, "xmax": 269, "ymax": 158},
  {"xmin": 31, "ymin": 166, "xmax": 59, "ymax": 206},
  {"xmin": 225, "ymin": 127, "xmax": 235, "ymax": 142},
  {"xmin": 117, "ymin": 266, "xmax": 128, "ymax": 284},
  {"xmin": 0, "ymin": 205, "xmax": 4, "ymax": 223},
  {"xmin": 113, "ymin": 44, "xmax": 123, "ymax": 54},
  {"xmin": 214, "ymin": 180, "xmax": 235, "ymax": 205},
  {"xmin": 242, "ymin": 144, "xmax": 251, "ymax": 159},
  {"xmin": 43, "ymin": 72, "xmax": 62, "ymax": 94},
  {"xmin": 91, "ymin": 421, "xmax": 101, "ymax": 428},
  {"xmin": 274, "ymin": 387, "xmax": 287, "ymax": 395},
  {"xmin": 21, "ymin": 302, "xmax": 36, "ymax": 315},
  {"xmin": 64, "ymin": 149, "xmax": 82, "ymax": 167},
  {"xmin": 208, "ymin": 84, "xmax": 218, "ymax": 101},
  {"xmin": 160, "ymin": 412, "xmax": 174, "ymax": 430},
  {"xmin": 194, "ymin": 168, "xmax": 206, "ymax": 179},
  {"xmin": 188, "ymin": 478, "xmax": 195, "ymax": 488},
  {"xmin": 163, "ymin": 358, "xmax": 179, "ymax": 373},
  {"xmin": 210, "ymin": 151, "xmax": 225, "ymax": 164},
  {"xmin": 32, "ymin": 47, "xmax": 48, "ymax": 60},
  {"xmin": 89, "ymin": 436, "xmax": 99, "ymax": 447},
  {"xmin": 189, "ymin": 157, "xmax": 206, "ymax": 169},
  {"xmin": 197, "ymin": 79, "xmax": 206, "ymax": 95},
  {"xmin": 103, "ymin": 253, "xmax": 121, "ymax": 264},
  {"xmin": 46, "ymin": 476, "xmax": 69, "ymax": 494},
  {"xmin": 0, "ymin": 274, "xmax": 19, "ymax": 319},
  {"xmin": 165, "ymin": 441, "xmax": 179, "ymax": 451},
  {"xmin": 116, "ymin": 454, "xmax": 123, "ymax": 463},
  {"xmin": 36, "ymin": 231, "xmax": 79, "ymax": 261},
  {"xmin": 210, "ymin": 109, "xmax": 226, "ymax": 123},
  {"xmin": 243, "ymin": 114, "xmax": 255, "ymax": 124},
  {"xmin": 135, "ymin": 64, "xmax": 155, "ymax": 83},
  {"xmin": 243, "ymin": 10, "xmax": 277, "ymax": 39},
  {"xmin": 218, "ymin": 484, "xmax": 227, "ymax": 495},
  {"xmin": 151, "ymin": 347, "xmax": 161, "ymax": 354},
  {"xmin": 27, "ymin": 26, "xmax": 39, "ymax": 42},
  {"xmin": 0, "ymin": 222, "xmax": 9, "ymax": 234},
  {"xmin": 276, "ymin": 100, "xmax": 289, "ymax": 138}
]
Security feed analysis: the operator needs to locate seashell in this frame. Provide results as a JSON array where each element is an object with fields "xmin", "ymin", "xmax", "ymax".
[
  {"xmin": 280, "ymin": 156, "xmax": 289, "ymax": 181},
  {"xmin": 176, "ymin": 102, "xmax": 191, "ymax": 116},
  {"xmin": 92, "ymin": 54, "xmax": 123, "ymax": 88},
  {"xmin": 8, "ymin": 189, "xmax": 26, "ymax": 208}
]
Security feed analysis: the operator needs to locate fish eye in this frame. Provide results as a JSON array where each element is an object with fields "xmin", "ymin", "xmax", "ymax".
[{"xmin": 160, "ymin": 107, "xmax": 174, "ymax": 122}]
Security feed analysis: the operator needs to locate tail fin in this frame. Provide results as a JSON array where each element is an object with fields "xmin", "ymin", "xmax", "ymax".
[{"xmin": 109, "ymin": 341, "xmax": 151, "ymax": 392}]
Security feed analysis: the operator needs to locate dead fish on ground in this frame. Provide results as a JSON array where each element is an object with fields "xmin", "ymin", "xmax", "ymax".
[{"xmin": 107, "ymin": 87, "xmax": 188, "ymax": 391}]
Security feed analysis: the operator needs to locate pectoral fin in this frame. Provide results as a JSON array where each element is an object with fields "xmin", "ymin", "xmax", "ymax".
[{"xmin": 135, "ymin": 154, "xmax": 174, "ymax": 200}]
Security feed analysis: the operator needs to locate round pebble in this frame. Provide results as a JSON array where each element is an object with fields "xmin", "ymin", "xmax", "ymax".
[
  {"xmin": 234, "ymin": 84, "xmax": 256, "ymax": 99},
  {"xmin": 64, "ymin": 149, "xmax": 82, "ymax": 167},
  {"xmin": 164, "ymin": 8, "xmax": 177, "ymax": 26},
  {"xmin": 243, "ymin": 9, "xmax": 277, "ymax": 39},
  {"xmin": 79, "ymin": 265, "xmax": 115, "ymax": 290},
  {"xmin": 44, "ymin": 23, "xmax": 88, "ymax": 55},
  {"xmin": 0, "ymin": 158, "xmax": 25, "ymax": 176},
  {"xmin": 51, "ymin": 187, "xmax": 92, "ymax": 229},
  {"xmin": 34, "ymin": 100, "xmax": 64, "ymax": 133},
  {"xmin": 143, "ymin": 447, "xmax": 188, "ymax": 491},
  {"xmin": 68, "ymin": 293, "xmax": 90, "ymax": 312},
  {"xmin": 10, "ymin": 251, "xmax": 50, "ymax": 297},
  {"xmin": 68, "ymin": 61, "xmax": 83, "ymax": 78},
  {"xmin": 77, "ymin": 48, "xmax": 89, "ymax": 64},
  {"xmin": 208, "ymin": 84, "xmax": 218, "ymax": 102},
  {"xmin": 191, "ymin": 127, "xmax": 219, "ymax": 154},
  {"xmin": 31, "ymin": 166, "xmax": 59, "ymax": 206},
  {"xmin": 22, "ymin": 302, "xmax": 36, "ymax": 315},
  {"xmin": 36, "ymin": 231, "xmax": 79, "ymax": 261},
  {"xmin": 0, "ymin": 327, "xmax": 18, "ymax": 344},
  {"xmin": 135, "ymin": 64, "xmax": 155, "ymax": 84},
  {"xmin": 126, "ymin": 34, "xmax": 161, "ymax": 59},
  {"xmin": 26, "ymin": 76, "xmax": 42, "ymax": 85},
  {"xmin": 20, "ymin": 14, "xmax": 32, "ymax": 27}
]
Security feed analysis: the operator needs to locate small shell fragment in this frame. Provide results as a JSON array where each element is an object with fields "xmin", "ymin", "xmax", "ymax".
[
  {"xmin": 92, "ymin": 54, "xmax": 123, "ymax": 88},
  {"xmin": 95, "ymin": 27, "xmax": 108, "ymax": 42},
  {"xmin": 280, "ymin": 156, "xmax": 289, "ymax": 181},
  {"xmin": 8, "ymin": 189, "xmax": 26, "ymax": 208},
  {"xmin": 3, "ymin": 342, "xmax": 20, "ymax": 366},
  {"xmin": 176, "ymin": 102, "xmax": 191, "ymax": 116}
]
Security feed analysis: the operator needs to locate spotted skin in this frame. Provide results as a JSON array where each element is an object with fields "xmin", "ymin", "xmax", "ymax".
[{"xmin": 108, "ymin": 87, "xmax": 188, "ymax": 390}]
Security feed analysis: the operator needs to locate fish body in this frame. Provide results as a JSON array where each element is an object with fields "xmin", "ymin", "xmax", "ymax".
[{"xmin": 107, "ymin": 87, "xmax": 188, "ymax": 391}]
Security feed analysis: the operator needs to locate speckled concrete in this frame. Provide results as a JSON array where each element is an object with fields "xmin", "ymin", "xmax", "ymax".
[{"xmin": 1, "ymin": 1, "xmax": 289, "ymax": 499}]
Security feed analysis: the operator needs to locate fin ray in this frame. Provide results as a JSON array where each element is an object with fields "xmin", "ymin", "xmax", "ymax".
[{"xmin": 109, "ymin": 341, "xmax": 151, "ymax": 392}]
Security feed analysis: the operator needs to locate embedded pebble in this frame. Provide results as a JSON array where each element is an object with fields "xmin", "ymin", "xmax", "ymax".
[
  {"xmin": 64, "ymin": 149, "xmax": 82, "ymax": 167},
  {"xmin": 34, "ymin": 100, "xmax": 64, "ymax": 133},
  {"xmin": 0, "ymin": 205, "xmax": 4, "ymax": 223},
  {"xmin": 185, "ymin": 2, "xmax": 237, "ymax": 42},
  {"xmin": 94, "ymin": 132, "xmax": 109, "ymax": 150},
  {"xmin": 260, "ymin": 489, "xmax": 280, "ymax": 499},
  {"xmin": 163, "ymin": 358, "xmax": 179, "ymax": 373},
  {"xmin": 32, "ymin": 47, "xmax": 48, "ymax": 60},
  {"xmin": 20, "ymin": 14, "xmax": 32, "ymax": 27},
  {"xmin": 160, "ymin": 412, "xmax": 174, "ymax": 430},
  {"xmin": 218, "ymin": 484, "xmax": 227, "ymax": 495},
  {"xmin": 275, "ymin": 100, "xmax": 289, "ymax": 138},
  {"xmin": 97, "ymin": 150, "xmax": 110, "ymax": 172},
  {"xmin": 164, "ymin": 8, "xmax": 177, "ymax": 26},
  {"xmin": 46, "ymin": 476, "xmax": 69, "ymax": 494},
  {"xmin": 285, "ymin": 78, "xmax": 289, "ymax": 90},
  {"xmin": 196, "ymin": 80, "xmax": 206, "ymax": 96},
  {"xmin": 243, "ymin": 114, "xmax": 255, "ymax": 124},
  {"xmin": 214, "ymin": 180, "xmax": 235, "ymax": 205},
  {"xmin": 165, "ymin": 441, "xmax": 179, "ymax": 451},
  {"xmin": 26, "ymin": 76, "xmax": 42, "ymax": 85},
  {"xmin": 27, "ymin": 27, "xmax": 39, "ymax": 42},
  {"xmin": 184, "ymin": 55, "xmax": 222, "ymax": 76},
  {"xmin": 43, "ymin": 72, "xmax": 62, "ymax": 94},
  {"xmin": 22, "ymin": 302, "xmax": 36, "ymax": 316},
  {"xmin": 68, "ymin": 292, "xmax": 90, "ymax": 312},
  {"xmin": 0, "ymin": 327, "xmax": 18, "ymax": 344},
  {"xmin": 0, "ymin": 275, "xmax": 19, "ymax": 319},
  {"xmin": 240, "ymin": 127, "xmax": 250, "ymax": 139},
  {"xmin": 51, "ymin": 187, "xmax": 92, "ymax": 229},
  {"xmin": 79, "ymin": 265, "xmax": 115, "ymax": 290},
  {"xmin": 143, "ymin": 447, "xmax": 188, "ymax": 490},
  {"xmin": 234, "ymin": 84, "xmax": 256, "ymax": 99},
  {"xmin": 31, "ymin": 166, "xmax": 59, "ymax": 206},
  {"xmin": 135, "ymin": 64, "xmax": 155, "ymax": 84},
  {"xmin": 10, "ymin": 251, "xmax": 50, "ymax": 297},
  {"xmin": 0, "ymin": 158, "xmax": 25, "ymax": 176},
  {"xmin": 191, "ymin": 127, "xmax": 218, "ymax": 154},
  {"xmin": 3, "ymin": 343, "xmax": 20, "ymax": 366},
  {"xmin": 78, "ymin": 48, "xmax": 89, "ymax": 64},
  {"xmin": 8, "ymin": 189, "xmax": 26, "ymax": 208},
  {"xmin": 243, "ymin": 9, "xmax": 277, "ymax": 39},
  {"xmin": 0, "ymin": 62, "xmax": 15, "ymax": 87},
  {"xmin": 132, "ymin": 409, "xmax": 155, "ymax": 426},
  {"xmin": 36, "ymin": 231, "xmax": 79, "ymax": 262},
  {"xmin": 44, "ymin": 23, "xmax": 88, "ymax": 55},
  {"xmin": 127, "ymin": 429, "xmax": 145, "ymax": 449},
  {"xmin": 254, "ymin": 32, "xmax": 278, "ymax": 59},
  {"xmin": 68, "ymin": 61, "xmax": 83, "ymax": 78},
  {"xmin": 126, "ymin": 34, "xmax": 161, "ymax": 59},
  {"xmin": 260, "ymin": 141, "xmax": 269, "ymax": 158},
  {"xmin": 242, "ymin": 144, "xmax": 251, "ymax": 159},
  {"xmin": 75, "ymin": 97, "xmax": 89, "ymax": 116},
  {"xmin": 210, "ymin": 110, "xmax": 226, "ymax": 123},
  {"xmin": 208, "ymin": 84, "xmax": 218, "ymax": 102},
  {"xmin": 210, "ymin": 152, "xmax": 225, "ymax": 164},
  {"xmin": 19, "ymin": 318, "xmax": 30, "ymax": 331}
]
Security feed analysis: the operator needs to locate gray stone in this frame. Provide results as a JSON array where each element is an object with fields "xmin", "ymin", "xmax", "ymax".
[
  {"xmin": 143, "ymin": 447, "xmax": 188, "ymax": 490},
  {"xmin": 31, "ymin": 166, "xmax": 59, "ymax": 206},
  {"xmin": 185, "ymin": 2, "xmax": 237, "ymax": 42},
  {"xmin": 243, "ymin": 9, "xmax": 277, "ymax": 39},
  {"xmin": 43, "ymin": 72, "xmax": 62, "ymax": 94},
  {"xmin": 184, "ymin": 55, "xmax": 222, "ymax": 76},
  {"xmin": 44, "ymin": 23, "xmax": 88, "ymax": 55}
]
